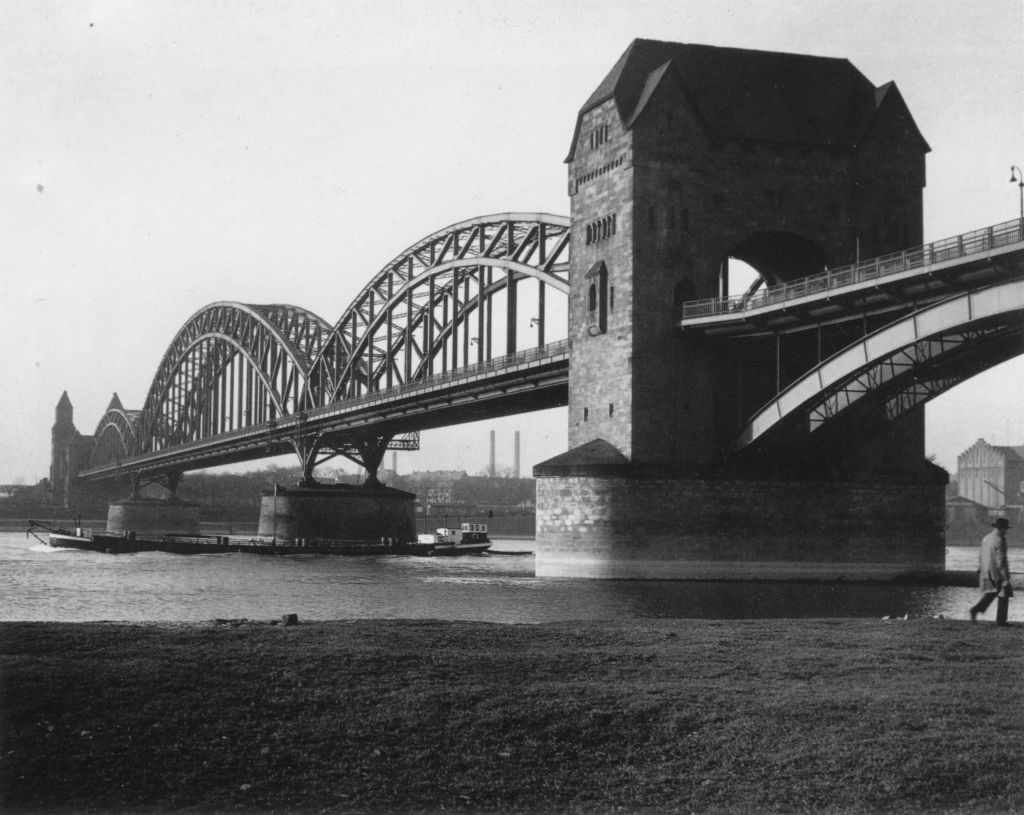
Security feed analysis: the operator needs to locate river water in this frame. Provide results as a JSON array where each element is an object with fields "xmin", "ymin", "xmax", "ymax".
[{"xmin": 1, "ymin": 530, "xmax": 1020, "ymax": 624}]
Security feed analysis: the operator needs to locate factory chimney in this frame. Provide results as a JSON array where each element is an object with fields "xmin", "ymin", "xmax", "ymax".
[
  {"xmin": 514, "ymin": 431, "xmax": 521, "ymax": 479},
  {"xmin": 489, "ymin": 430, "xmax": 496, "ymax": 478}
]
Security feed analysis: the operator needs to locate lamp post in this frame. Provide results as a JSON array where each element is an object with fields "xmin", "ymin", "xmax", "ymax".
[{"xmin": 1011, "ymin": 165, "xmax": 1024, "ymax": 220}]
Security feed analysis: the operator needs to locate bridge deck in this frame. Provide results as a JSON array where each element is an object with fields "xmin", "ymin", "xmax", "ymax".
[
  {"xmin": 80, "ymin": 340, "xmax": 569, "ymax": 479},
  {"xmin": 678, "ymin": 218, "xmax": 1024, "ymax": 336}
]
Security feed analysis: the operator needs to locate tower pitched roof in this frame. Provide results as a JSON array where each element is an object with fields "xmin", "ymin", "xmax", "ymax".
[
  {"xmin": 533, "ymin": 438, "xmax": 630, "ymax": 476},
  {"xmin": 55, "ymin": 390, "xmax": 73, "ymax": 422},
  {"xmin": 567, "ymin": 39, "xmax": 928, "ymax": 160}
]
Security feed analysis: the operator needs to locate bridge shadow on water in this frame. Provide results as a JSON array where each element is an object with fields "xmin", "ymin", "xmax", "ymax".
[{"xmin": 442, "ymin": 544, "xmax": 1020, "ymax": 624}]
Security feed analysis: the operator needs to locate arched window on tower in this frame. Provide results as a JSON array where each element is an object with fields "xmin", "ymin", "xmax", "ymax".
[{"xmin": 586, "ymin": 260, "xmax": 609, "ymax": 334}]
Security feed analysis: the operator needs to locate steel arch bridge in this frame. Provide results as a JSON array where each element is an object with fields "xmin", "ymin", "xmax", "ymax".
[
  {"xmin": 80, "ymin": 213, "xmax": 1023, "ymax": 488},
  {"xmin": 83, "ymin": 213, "xmax": 571, "ymax": 486},
  {"xmin": 89, "ymin": 403, "xmax": 140, "ymax": 469}
]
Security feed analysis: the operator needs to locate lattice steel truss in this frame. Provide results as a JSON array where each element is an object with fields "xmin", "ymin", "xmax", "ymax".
[
  {"xmin": 808, "ymin": 326, "xmax": 1021, "ymax": 429},
  {"xmin": 135, "ymin": 302, "xmax": 334, "ymax": 454},
  {"xmin": 738, "ymin": 280, "xmax": 1024, "ymax": 451},
  {"xmin": 304, "ymin": 213, "xmax": 570, "ymax": 405},
  {"xmin": 89, "ymin": 407, "xmax": 141, "ymax": 468},
  {"xmin": 88, "ymin": 214, "xmax": 570, "ymax": 481}
]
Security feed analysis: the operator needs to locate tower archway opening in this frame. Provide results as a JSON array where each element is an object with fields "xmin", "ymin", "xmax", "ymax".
[
  {"xmin": 721, "ymin": 231, "xmax": 830, "ymax": 297},
  {"xmin": 723, "ymin": 258, "xmax": 762, "ymax": 300}
]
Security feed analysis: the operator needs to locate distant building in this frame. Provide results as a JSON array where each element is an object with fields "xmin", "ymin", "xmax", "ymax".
[
  {"xmin": 426, "ymin": 485, "xmax": 453, "ymax": 505},
  {"xmin": 50, "ymin": 392, "xmax": 94, "ymax": 509},
  {"xmin": 956, "ymin": 438, "xmax": 1024, "ymax": 524}
]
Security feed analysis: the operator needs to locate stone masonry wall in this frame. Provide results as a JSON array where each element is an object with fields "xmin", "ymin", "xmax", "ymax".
[
  {"xmin": 568, "ymin": 99, "xmax": 635, "ymax": 456},
  {"xmin": 535, "ymin": 473, "xmax": 946, "ymax": 579},
  {"xmin": 565, "ymin": 52, "xmax": 927, "ymax": 470}
]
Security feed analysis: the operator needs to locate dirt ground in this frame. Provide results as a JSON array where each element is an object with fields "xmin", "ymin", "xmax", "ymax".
[{"xmin": 1, "ymin": 617, "xmax": 1022, "ymax": 814}]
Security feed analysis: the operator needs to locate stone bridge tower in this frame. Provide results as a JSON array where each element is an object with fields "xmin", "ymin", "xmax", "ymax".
[
  {"xmin": 50, "ymin": 392, "xmax": 95, "ymax": 509},
  {"xmin": 564, "ymin": 39, "xmax": 929, "ymax": 469},
  {"xmin": 535, "ymin": 40, "xmax": 944, "ymax": 579}
]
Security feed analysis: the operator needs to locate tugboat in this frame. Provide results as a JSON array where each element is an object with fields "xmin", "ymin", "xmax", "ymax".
[{"xmin": 417, "ymin": 522, "xmax": 492, "ymax": 555}]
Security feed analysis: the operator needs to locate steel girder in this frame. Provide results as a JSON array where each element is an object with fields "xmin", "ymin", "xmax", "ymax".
[
  {"xmin": 304, "ymin": 213, "xmax": 571, "ymax": 406},
  {"xmin": 738, "ymin": 279, "xmax": 1024, "ymax": 451},
  {"xmin": 808, "ymin": 327, "xmax": 1024, "ymax": 429},
  {"xmin": 135, "ymin": 302, "xmax": 333, "ymax": 456},
  {"xmin": 290, "ymin": 429, "xmax": 421, "ymax": 484}
]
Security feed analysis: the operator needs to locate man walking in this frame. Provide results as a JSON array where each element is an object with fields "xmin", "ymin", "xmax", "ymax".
[{"xmin": 969, "ymin": 517, "xmax": 1013, "ymax": 625}]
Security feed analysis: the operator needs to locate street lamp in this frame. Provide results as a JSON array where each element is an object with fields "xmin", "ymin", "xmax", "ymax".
[{"xmin": 1011, "ymin": 165, "xmax": 1024, "ymax": 220}]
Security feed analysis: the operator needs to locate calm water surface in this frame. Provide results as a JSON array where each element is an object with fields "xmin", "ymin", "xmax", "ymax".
[{"xmin": 1, "ymin": 531, "xmax": 1020, "ymax": 623}]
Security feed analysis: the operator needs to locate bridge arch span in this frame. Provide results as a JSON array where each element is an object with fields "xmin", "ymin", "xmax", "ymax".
[
  {"xmin": 305, "ymin": 213, "xmax": 571, "ymax": 405},
  {"xmin": 136, "ymin": 302, "xmax": 333, "ymax": 455},
  {"xmin": 738, "ymin": 279, "xmax": 1024, "ymax": 452},
  {"xmin": 89, "ymin": 406, "xmax": 141, "ymax": 468}
]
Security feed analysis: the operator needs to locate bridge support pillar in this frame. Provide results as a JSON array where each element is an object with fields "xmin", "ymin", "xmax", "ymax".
[
  {"xmin": 258, "ymin": 483, "xmax": 415, "ymax": 542},
  {"xmin": 106, "ymin": 498, "xmax": 201, "ymax": 536},
  {"xmin": 534, "ymin": 444, "xmax": 946, "ymax": 580}
]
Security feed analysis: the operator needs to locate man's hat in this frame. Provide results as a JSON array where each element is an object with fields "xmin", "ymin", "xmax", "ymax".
[{"xmin": 992, "ymin": 517, "xmax": 1011, "ymax": 528}]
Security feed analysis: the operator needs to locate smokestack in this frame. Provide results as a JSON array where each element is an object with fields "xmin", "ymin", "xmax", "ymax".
[
  {"xmin": 514, "ymin": 431, "xmax": 520, "ymax": 479},
  {"xmin": 489, "ymin": 430, "xmax": 496, "ymax": 478}
]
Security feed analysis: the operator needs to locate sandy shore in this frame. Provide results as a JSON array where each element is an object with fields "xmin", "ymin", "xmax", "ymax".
[{"xmin": 2, "ymin": 618, "xmax": 1022, "ymax": 814}]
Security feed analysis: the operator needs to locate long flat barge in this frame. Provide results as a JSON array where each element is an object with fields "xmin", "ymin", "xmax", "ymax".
[{"xmin": 30, "ymin": 522, "xmax": 434, "ymax": 557}]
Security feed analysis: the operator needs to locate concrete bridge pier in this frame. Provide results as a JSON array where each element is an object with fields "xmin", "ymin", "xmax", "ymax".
[
  {"xmin": 105, "ymin": 497, "xmax": 201, "ymax": 536},
  {"xmin": 257, "ymin": 482, "xmax": 416, "ymax": 541},
  {"xmin": 534, "ymin": 442, "xmax": 947, "ymax": 580},
  {"xmin": 269, "ymin": 432, "xmax": 416, "ymax": 541},
  {"xmin": 103, "ymin": 469, "xmax": 201, "ymax": 535}
]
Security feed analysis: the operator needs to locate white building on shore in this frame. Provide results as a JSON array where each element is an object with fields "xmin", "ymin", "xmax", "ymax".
[{"xmin": 957, "ymin": 439, "xmax": 1024, "ymax": 524}]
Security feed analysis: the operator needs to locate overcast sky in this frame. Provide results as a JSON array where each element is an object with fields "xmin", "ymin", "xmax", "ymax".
[{"xmin": 2, "ymin": 0, "xmax": 1022, "ymax": 484}]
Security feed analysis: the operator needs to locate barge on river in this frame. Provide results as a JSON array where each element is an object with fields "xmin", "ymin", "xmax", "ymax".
[{"xmin": 28, "ymin": 521, "xmax": 436, "ymax": 557}]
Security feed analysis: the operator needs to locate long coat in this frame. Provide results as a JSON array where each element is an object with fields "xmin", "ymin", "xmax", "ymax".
[{"xmin": 978, "ymin": 528, "xmax": 1011, "ymax": 594}]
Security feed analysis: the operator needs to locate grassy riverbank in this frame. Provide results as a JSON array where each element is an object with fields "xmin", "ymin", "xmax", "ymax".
[{"xmin": 1, "ymin": 618, "xmax": 1021, "ymax": 814}]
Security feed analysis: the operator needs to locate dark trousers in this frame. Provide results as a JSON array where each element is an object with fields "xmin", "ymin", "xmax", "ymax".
[{"xmin": 970, "ymin": 591, "xmax": 1009, "ymax": 624}]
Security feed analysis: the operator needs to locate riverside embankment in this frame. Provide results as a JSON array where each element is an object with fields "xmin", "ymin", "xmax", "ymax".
[{"xmin": 2, "ymin": 618, "xmax": 1021, "ymax": 814}]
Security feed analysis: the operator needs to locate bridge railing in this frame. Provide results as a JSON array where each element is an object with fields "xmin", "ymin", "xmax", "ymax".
[
  {"xmin": 302, "ymin": 338, "xmax": 571, "ymax": 420},
  {"xmin": 680, "ymin": 217, "xmax": 1024, "ymax": 320}
]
